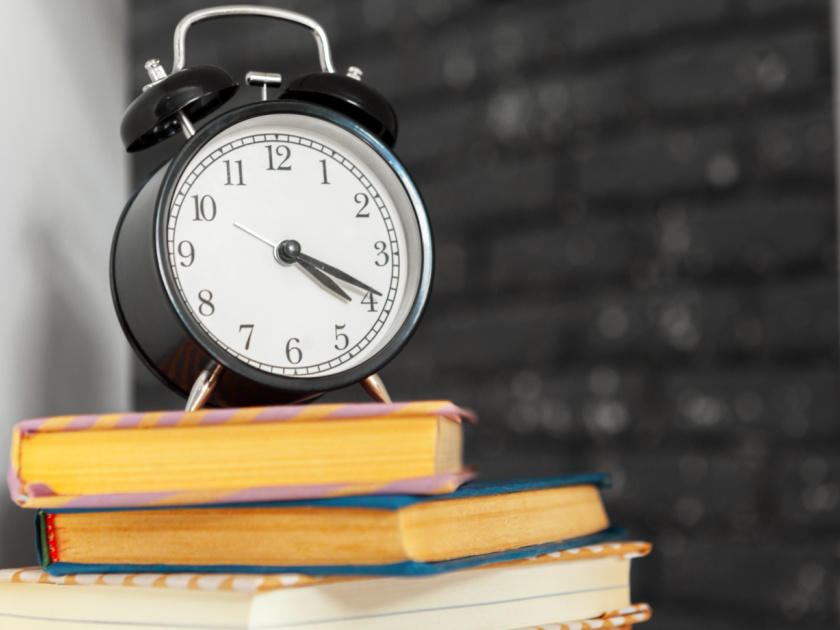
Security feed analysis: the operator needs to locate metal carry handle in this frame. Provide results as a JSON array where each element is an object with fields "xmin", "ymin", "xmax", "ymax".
[{"xmin": 172, "ymin": 5, "xmax": 335, "ymax": 74}]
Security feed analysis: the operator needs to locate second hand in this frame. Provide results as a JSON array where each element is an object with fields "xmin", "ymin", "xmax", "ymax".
[{"xmin": 233, "ymin": 222, "xmax": 274, "ymax": 247}]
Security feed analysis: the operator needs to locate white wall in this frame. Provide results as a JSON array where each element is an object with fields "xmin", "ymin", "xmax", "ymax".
[{"xmin": 0, "ymin": 0, "xmax": 129, "ymax": 567}]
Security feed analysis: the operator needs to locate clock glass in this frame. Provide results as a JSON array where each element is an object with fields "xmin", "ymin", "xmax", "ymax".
[{"xmin": 162, "ymin": 111, "xmax": 425, "ymax": 379}]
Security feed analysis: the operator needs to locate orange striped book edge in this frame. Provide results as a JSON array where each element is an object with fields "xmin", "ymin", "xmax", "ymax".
[
  {"xmin": 513, "ymin": 603, "xmax": 651, "ymax": 630},
  {"xmin": 11, "ymin": 469, "xmax": 478, "ymax": 510},
  {"xmin": 0, "ymin": 542, "xmax": 651, "ymax": 593},
  {"xmin": 11, "ymin": 400, "xmax": 475, "ymax": 437}
]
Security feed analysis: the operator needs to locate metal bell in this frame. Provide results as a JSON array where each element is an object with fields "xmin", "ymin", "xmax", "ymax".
[
  {"xmin": 121, "ymin": 64, "xmax": 238, "ymax": 152},
  {"xmin": 280, "ymin": 71, "xmax": 398, "ymax": 148}
]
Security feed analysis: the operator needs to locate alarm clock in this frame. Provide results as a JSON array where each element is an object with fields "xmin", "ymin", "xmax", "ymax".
[{"xmin": 111, "ymin": 6, "xmax": 433, "ymax": 410}]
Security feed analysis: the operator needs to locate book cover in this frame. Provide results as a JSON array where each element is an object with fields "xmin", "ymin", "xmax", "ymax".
[
  {"xmin": 0, "ymin": 542, "xmax": 651, "ymax": 630},
  {"xmin": 8, "ymin": 400, "xmax": 475, "ymax": 509},
  {"xmin": 37, "ymin": 475, "xmax": 617, "ymax": 576}
]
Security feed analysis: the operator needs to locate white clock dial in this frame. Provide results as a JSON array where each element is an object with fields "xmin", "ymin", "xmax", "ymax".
[{"xmin": 164, "ymin": 113, "xmax": 423, "ymax": 378}]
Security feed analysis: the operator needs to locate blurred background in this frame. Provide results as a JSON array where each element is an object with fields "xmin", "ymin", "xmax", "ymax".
[{"xmin": 0, "ymin": 1, "xmax": 837, "ymax": 628}]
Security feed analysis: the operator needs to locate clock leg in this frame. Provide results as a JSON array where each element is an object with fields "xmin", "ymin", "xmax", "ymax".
[
  {"xmin": 360, "ymin": 373, "xmax": 392, "ymax": 403},
  {"xmin": 185, "ymin": 361, "xmax": 225, "ymax": 411}
]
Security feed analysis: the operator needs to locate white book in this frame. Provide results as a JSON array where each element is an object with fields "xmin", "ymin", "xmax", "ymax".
[{"xmin": 0, "ymin": 542, "xmax": 650, "ymax": 630}]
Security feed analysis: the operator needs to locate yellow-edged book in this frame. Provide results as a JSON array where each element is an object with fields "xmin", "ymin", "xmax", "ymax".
[
  {"xmin": 8, "ymin": 401, "xmax": 473, "ymax": 509},
  {"xmin": 38, "ymin": 475, "xmax": 613, "ymax": 574}
]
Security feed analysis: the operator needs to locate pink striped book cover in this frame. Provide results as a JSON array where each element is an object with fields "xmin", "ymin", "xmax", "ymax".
[{"xmin": 8, "ymin": 400, "xmax": 475, "ymax": 509}]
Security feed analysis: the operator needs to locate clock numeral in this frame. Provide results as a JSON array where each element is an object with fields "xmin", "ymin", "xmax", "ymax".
[
  {"xmin": 191, "ymin": 195, "xmax": 217, "ymax": 221},
  {"xmin": 374, "ymin": 241, "xmax": 389, "ymax": 267},
  {"xmin": 285, "ymin": 337, "xmax": 303, "ymax": 364},
  {"xmin": 266, "ymin": 145, "xmax": 292, "ymax": 171},
  {"xmin": 224, "ymin": 160, "xmax": 245, "ymax": 186},
  {"xmin": 239, "ymin": 324, "xmax": 255, "ymax": 350},
  {"xmin": 361, "ymin": 291, "xmax": 379, "ymax": 313},
  {"xmin": 319, "ymin": 159, "xmax": 330, "ymax": 185},
  {"xmin": 177, "ymin": 240, "xmax": 195, "ymax": 267},
  {"xmin": 355, "ymin": 192, "xmax": 370, "ymax": 218},
  {"xmin": 334, "ymin": 324, "xmax": 349, "ymax": 351},
  {"xmin": 198, "ymin": 290, "xmax": 215, "ymax": 316}
]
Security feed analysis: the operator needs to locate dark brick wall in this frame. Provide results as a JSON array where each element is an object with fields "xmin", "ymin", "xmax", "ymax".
[{"xmin": 127, "ymin": 1, "xmax": 838, "ymax": 627}]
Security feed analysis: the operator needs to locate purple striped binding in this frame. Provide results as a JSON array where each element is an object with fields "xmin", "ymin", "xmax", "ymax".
[
  {"xmin": 13, "ymin": 401, "xmax": 476, "ymax": 436},
  {"xmin": 15, "ymin": 470, "xmax": 476, "ymax": 509}
]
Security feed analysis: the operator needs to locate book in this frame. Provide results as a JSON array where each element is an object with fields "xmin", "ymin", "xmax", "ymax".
[
  {"xmin": 37, "ymin": 476, "xmax": 616, "ymax": 576},
  {"xmin": 0, "ymin": 542, "xmax": 652, "ymax": 630},
  {"xmin": 8, "ymin": 401, "xmax": 474, "ymax": 509}
]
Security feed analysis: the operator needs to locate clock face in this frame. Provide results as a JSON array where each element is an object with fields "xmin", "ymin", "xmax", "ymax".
[{"xmin": 161, "ymin": 111, "xmax": 427, "ymax": 380}]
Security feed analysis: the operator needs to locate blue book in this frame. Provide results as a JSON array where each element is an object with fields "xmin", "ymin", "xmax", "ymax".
[{"xmin": 38, "ymin": 474, "xmax": 623, "ymax": 576}]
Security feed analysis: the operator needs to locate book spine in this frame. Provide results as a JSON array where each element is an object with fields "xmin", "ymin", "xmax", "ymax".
[
  {"xmin": 44, "ymin": 512, "xmax": 59, "ymax": 564},
  {"xmin": 34, "ymin": 511, "xmax": 48, "ymax": 570}
]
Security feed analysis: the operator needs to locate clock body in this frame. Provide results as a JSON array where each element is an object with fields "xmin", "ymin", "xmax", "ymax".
[{"xmin": 111, "ymin": 99, "xmax": 432, "ymax": 407}]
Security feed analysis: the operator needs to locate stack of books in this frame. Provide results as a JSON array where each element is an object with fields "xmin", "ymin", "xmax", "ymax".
[{"xmin": 1, "ymin": 400, "xmax": 651, "ymax": 629}]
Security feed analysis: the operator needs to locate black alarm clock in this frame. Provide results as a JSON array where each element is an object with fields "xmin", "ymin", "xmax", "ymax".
[{"xmin": 111, "ymin": 5, "xmax": 433, "ymax": 410}]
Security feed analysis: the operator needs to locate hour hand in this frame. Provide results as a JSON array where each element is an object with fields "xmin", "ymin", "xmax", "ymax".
[
  {"xmin": 295, "ymin": 251, "xmax": 382, "ymax": 297},
  {"xmin": 274, "ymin": 239, "xmax": 353, "ymax": 302},
  {"xmin": 295, "ymin": 258, "xmax": 351, "ymax": 301}
]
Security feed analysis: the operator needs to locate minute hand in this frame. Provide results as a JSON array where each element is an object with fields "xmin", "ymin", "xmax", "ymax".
[
  {"xmin": 296, "ymin": 252, "xmax": 382, "ymax": 296},
  {"xmin": 295, "ymin": 258, "xmax": 351, "ymax": 301}
]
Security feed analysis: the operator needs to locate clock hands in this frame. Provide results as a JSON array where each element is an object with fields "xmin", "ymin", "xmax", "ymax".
[
  {"xmin": 276, "ymin": 240, "xmax": 351, "ymax": 302},
  {"xmin": 233, "ymin": 223, "xmax": 381, "ymax": 301},
  {"xmin": 293, "ymin": 249, "xmax": 382, "ymax": 297}
]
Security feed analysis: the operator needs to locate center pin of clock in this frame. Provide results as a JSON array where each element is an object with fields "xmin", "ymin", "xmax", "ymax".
[{"xmin": 274, "ymin": 239, "xmax": 301, "ymax": 265}]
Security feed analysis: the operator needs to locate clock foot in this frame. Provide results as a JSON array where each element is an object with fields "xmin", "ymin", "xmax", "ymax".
[
  {"xmin": 185, "ymin": 361, "xmax": 224, "ymax": 411},
  {"xmin": 361, "ymin": 373, "xmax": 392, "ymax": 403}
]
